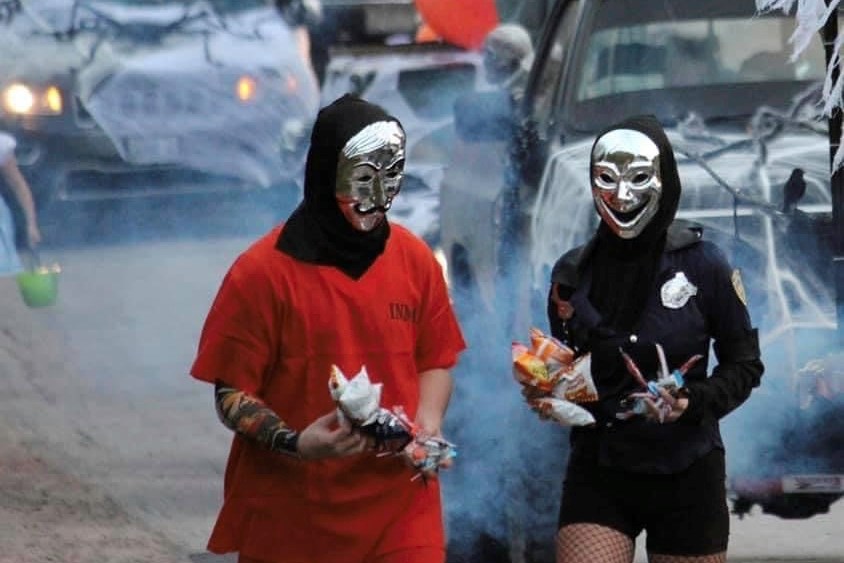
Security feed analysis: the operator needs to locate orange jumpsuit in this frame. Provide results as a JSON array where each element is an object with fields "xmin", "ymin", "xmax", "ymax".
[{"xmin": 191, "ymin": 223, "xmax": 466, "ymax": 563}]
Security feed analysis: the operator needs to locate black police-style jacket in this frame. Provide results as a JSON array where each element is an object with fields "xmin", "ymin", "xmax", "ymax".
[{"xmin": 548, "ymin": 221, "xmax": 764, "ymax": 474}]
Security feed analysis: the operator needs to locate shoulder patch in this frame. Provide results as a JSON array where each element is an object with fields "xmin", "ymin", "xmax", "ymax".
[{"xmin": 731, "ymin": 269, "xmax": 747, "ymax": 307}]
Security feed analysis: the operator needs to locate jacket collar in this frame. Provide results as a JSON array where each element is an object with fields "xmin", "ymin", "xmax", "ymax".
[{"xmin": 551, "ymin": 219, "xmax": 703, "ymax": 287}]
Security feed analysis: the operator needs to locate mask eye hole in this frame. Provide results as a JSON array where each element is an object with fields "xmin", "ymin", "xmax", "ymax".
[
  {"xmin": 631, "ymin": 172, "xmax": 651, "ymax": 186},
  {"xmin": 596, "ymin": 171, "xmax": 617, "ymax": 186}
]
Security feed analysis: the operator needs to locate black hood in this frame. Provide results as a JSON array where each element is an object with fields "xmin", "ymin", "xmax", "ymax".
[
  {"xmin": 277, "ymin": 94, "xmax": 403, "ymax": 279},
  {"xmin": 590, "ymin": 114, "xmax": 682, "ymax": 248}
]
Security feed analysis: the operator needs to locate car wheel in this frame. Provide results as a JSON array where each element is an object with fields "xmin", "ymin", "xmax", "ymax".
[{"xmin": 759, "ymin": 493, "xmax": 843, "ymax": 519}]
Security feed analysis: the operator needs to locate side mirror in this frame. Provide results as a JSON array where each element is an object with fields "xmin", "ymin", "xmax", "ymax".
[{"xmin": 453, "ymin": 90, "xmax": 514, "ymax": 142}]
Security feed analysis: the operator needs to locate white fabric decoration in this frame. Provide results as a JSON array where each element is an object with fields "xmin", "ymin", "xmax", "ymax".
[{"xmin": 756, "ymin": 0, "xmax": 844, "ymax": 166}]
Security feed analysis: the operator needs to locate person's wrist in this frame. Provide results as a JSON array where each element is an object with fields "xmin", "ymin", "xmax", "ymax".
[
  {"xmin": 278, "ymin": 429, "xmax": 302, "ymax": 459},
  {"xmin": 414, "ymin": 422, "xmax": 441, "ymax": 439},
  {"xmin": 676, "ymin": 386, "xmax": 704, "ymax": 424}
]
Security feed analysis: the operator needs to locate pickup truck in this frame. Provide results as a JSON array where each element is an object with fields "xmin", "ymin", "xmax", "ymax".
[{"xmin": 439, "ymin": 0, "xmax": 843, "ymax": 522}]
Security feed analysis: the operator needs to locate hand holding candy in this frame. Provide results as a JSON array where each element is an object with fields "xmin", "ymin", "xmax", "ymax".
[
  {"xmin": 617, "ymin": 388, "xmax": 689, "ymax": 423},
  {"xmin": 616, "ymin": 345, "xmax": 701, "ymax": 423},
  {"xmin": 512, "ymin": 328, "xmax": 598, "ymax": 427},
  {"xmin": 329, "ymin": 365, "xmax": 414, "ymax": 452},
  {"xmin": 298, "ymin": 409, "xmax": 373, "ymax": 460},
  {"xmin": 402, "ymin": 434, "xmax": 457, "ymax": 481}
]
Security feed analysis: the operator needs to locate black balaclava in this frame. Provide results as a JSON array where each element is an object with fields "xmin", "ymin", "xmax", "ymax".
[
  {"xmin": 277, "ymin": 94, "xmax": 402, "ymax": 279},
  {"xmin": 587, "ymin": 115, "xmax": 682, "ymax": 331}
]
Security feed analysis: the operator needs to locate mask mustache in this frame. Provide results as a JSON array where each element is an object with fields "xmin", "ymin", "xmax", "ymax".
[{"xmin": 354, "ymin": 202, "xmax": 391, "ymax": 215}]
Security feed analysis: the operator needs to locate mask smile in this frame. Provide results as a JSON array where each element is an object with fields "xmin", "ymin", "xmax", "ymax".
[{"xmin": 600, "ymin": 197, "xmax": 650, "ymax": 224}]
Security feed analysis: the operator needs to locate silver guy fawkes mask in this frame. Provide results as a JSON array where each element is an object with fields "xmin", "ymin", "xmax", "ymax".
[
  {"xmin": 335, "ymin": 120, "xmax": 405, "ymax": 231},
  {"xmin": 591, "ymin": 128, "xmax": 662, "ymax": 239}
]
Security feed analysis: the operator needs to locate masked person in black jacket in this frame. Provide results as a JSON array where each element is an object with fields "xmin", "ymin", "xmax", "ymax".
[{"xmin": 546, "ymin": 115, "xmax": 764, "ymax": 563}]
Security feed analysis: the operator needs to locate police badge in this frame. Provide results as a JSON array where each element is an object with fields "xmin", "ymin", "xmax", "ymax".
[{"xmin": 660, "ymin": 271, "xmax": 698, "ymax": 309}]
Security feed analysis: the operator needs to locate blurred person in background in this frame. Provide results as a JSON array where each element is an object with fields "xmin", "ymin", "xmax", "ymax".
[
  {"xmin": 481, "ymin": 22, "xmax": 534, "ymax": 104},
  {"xmin": 191, "ymin": 94, "xmax": 465, "ymax": 563},
  {"xmin": 0, "ymin": 131, "xmax": 42, "ymax": 275},
  {"xmin": 544, "ymin": 115, "xmax": 763, "ymax": 563}
]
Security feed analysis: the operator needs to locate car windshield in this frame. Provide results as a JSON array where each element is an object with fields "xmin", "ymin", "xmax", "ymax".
[
  {"xmin": 102, "ymin": 0, "xmax": 267, "ymax": 11},
  {"xmin": 566, "ymin": 2, "xmax": 829, "ymax": 131},
  {"xmin": 8, "ymin": 0, "xmax": 266, "ymax": 36}
]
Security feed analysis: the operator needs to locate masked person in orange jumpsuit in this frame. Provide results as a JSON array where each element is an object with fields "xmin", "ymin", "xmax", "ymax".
[{"xmin": 191, "ymin": 94, "xmax": 466, "ymax": 563}]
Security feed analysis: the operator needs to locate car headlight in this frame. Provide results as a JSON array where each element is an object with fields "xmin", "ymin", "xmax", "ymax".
[
  {"xmin": 2, "ymin": 83, "xmax": 63, "ymax": 116},
  {"xmin": 236, "ymin": 75, "xmax": 258, "ymax": 103}
]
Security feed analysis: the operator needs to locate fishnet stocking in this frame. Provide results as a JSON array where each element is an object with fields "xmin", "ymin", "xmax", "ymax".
[
  {"xmin": 556, "ymin": 523, "xmax": 634, "ymax": 563},
  {"xmin": 649, "ymin": 552, "xmax": 726, "ymax": 563}
]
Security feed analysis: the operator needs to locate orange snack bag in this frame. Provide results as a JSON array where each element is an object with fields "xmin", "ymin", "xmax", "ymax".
[
  {"xmin": 552, "ymin": 353, "xmax": 599, "ymax": 403},
  {"xmin": 512, "ymin": 342, "xmax": 557, "ymax": 392},
  {"xmin": 529, "ymin": 327, "xmax": 575, "ymax": 371}
]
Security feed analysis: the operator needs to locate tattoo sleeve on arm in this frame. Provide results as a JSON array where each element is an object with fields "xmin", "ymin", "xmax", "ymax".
[{"xmin": 214, "ymin": 381, "xmax": 300, "ymax": 457}]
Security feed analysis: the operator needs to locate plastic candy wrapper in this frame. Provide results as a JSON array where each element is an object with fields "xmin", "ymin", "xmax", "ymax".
[
  {"xmin": 551, "ymin": 353, "xmax": 599, "ymax": 404},
  {"xmin": 403, "ymin": 435, "xmax": 458, "ymax": 481},
  {"xmin": 513, "ymin": 328, "xmax": 597, "ymax": 426},
  {"xmin": 329, "ymin": 364, "xmax": 381, "ymax": 423},
  {"xmin": 529, "ymin": 326, "xmax": 575, "ymax": 371},
  {"xmin": 329, "ymin": 364, "xmax": 414, "ymax": 452},
  {"xmin": 530, "ymin": 396, "xmax": 596, "ymax": 426},
  {"xmin": 616, "ymin": 344, "xmax": 703, "ymax": 423},
  {"xmin": 512, "ymin": 342, "xmax": 559, "ymax": 392}
]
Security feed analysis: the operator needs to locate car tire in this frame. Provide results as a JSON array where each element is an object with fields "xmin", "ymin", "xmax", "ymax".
[{"xmin": 759, "ymin": 493, "xmax": 843, "ymax": 519}]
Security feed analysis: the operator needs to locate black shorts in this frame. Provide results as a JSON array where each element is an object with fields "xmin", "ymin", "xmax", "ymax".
[{"xmin": 558, "ymin": 447, "xmax": 729, "ymax": 556}]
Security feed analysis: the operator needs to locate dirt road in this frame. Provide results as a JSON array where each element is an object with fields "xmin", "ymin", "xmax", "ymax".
[{"xmin": 0, "ymin": 279, "xmax": 193, "ymax": 562}]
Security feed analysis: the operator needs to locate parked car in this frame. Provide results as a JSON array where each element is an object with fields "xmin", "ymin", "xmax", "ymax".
[
  {"xmin": 439, "ymin": 0, "xmax": 842, "ymax": 520},
  {"xmin": 318, "ymin": 0, "xmax": 417, "ymax": 45},
  {"xmin": 322, "ymin": 42, "xmax": 489, "ymax": 243},
  {"xmin": 300, "ymin": 0, "xmax": 419, "ymax": 85},
  {"xmin": 0, "ymin": 0, "xmax": 319, "ymax": 216}
]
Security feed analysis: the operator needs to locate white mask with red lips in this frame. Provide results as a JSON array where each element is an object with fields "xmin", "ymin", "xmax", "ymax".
[{"xmin": 335, "ymin": 120, "xmax": 406, "ymax": 232}]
